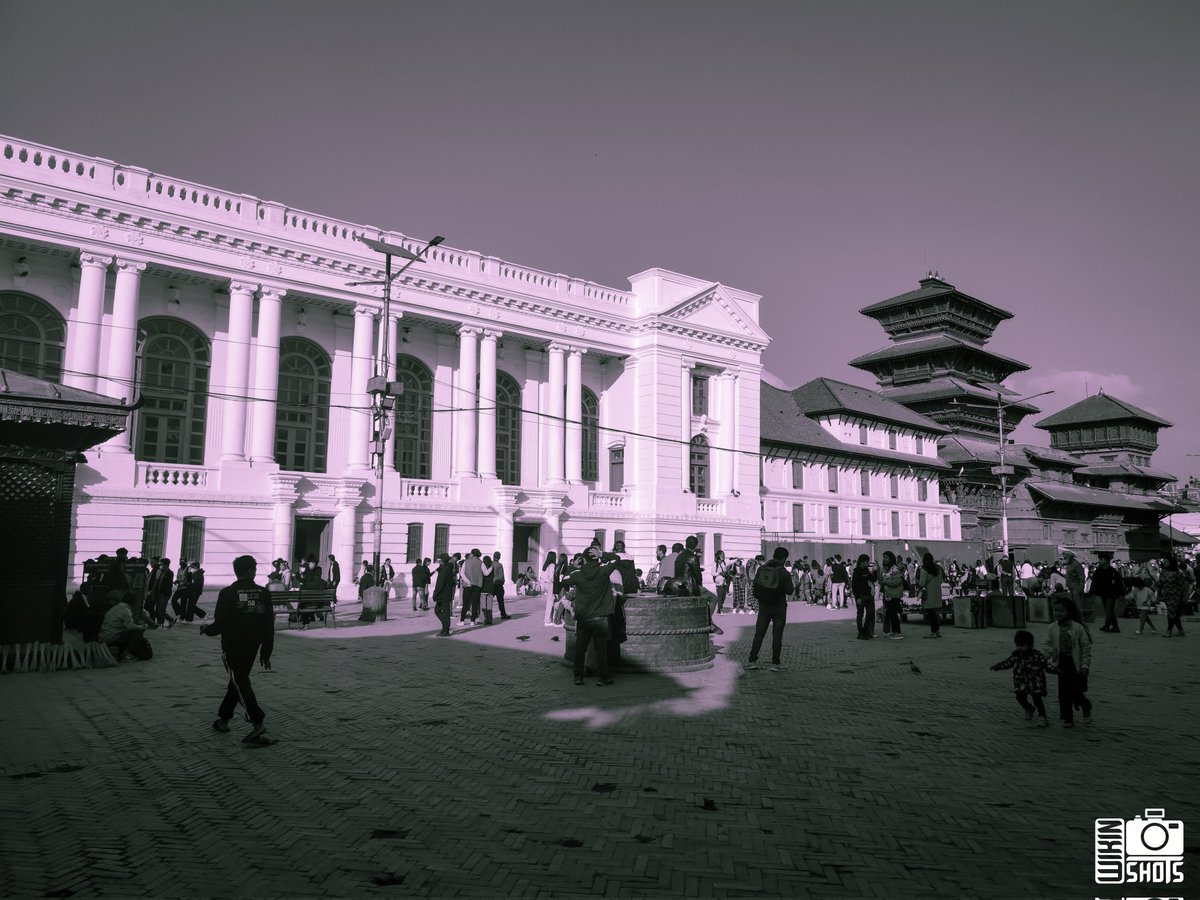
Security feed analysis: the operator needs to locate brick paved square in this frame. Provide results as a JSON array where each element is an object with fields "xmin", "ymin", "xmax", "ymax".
[{"xmin": 1, "ymin": 601, "xmax": 1197, "ymax": 899}]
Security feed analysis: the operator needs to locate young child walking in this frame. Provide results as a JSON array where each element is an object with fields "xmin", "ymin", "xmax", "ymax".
[
  {"xmin": 990, "ymin": 629, "xmax": 1049, "ymax": 727},
  {"xmin": 1129, "ymin": 577, "xmax": 1158, "ymax": 635},
  {"xmin": 1042, "ymin": 596, "xmax": 1093, "ymax": 728}
]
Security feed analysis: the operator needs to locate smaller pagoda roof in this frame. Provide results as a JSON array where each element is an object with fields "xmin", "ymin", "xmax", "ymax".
[
  {"xmin": 1026, "ymin": 481, "xmax": 1181, "ymax": 514},
  {"xmin": 882, "ymin": 377, "xmax": 1043, "ymax": 414},
  {"xmin": 0, "ymin": 367, "xmax": 131, "ymax": 452},
  {"xmin": 1162, "ymin": 522, "xmax": 1199, "ymax": 545},
  {"xmin": 848, "ymin": 334, "xmax": 1030, "ymax": 373},
  {"xmin": 1074, "ymin": 463, "xmax": 1177, "ymax": 484},
  {"xmin": 1035, "ymin": 392, "xmax": 1173, "ymax": 429},
  {"xmin": 790, "ymin": 377, "xmax": 951, "ymax": 435},
  {"xmin": 858, "ymin": 276, "xmax": 1014, "ymax": 321},
  {"xmin": 760, "ymin": 383, "xmax": 949, "ymax": 470},
  {"xmin": 1014, "ymin": 444, "xmax": 1086, "ymax": 469}
]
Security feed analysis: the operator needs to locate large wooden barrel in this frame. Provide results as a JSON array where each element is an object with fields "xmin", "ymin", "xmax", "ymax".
[{"xmin": 562, "ymin": 592, "xmax": 714, "ymax": 673}]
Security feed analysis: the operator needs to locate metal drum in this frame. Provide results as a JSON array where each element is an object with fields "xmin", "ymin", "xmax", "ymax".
[{"xmin": 562, "ymin": 592, "xmax": 714, "ymax": 673}]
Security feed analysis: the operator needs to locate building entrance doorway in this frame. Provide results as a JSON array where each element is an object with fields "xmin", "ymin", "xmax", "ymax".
[
  {"xmin": 512, "ymin": 522, "xmax": 540, "ymax": 573},
  {"xmin": 293, "ymin": 516, "xmax": 332, "ymax": 569}
]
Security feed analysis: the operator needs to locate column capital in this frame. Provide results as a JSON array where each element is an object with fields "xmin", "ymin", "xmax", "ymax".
[
  {"xmin": 229, "ymin": 280, "xmax": 258, "ymax": 296},
  {"xmin": 681, "ymin": 361, "xmax": 696, "ymax": 372},
  {"xmin": 386, "ymin": 310, "xmax": 404, "ymax": 324},
  {"xmin": 567, "ymin": 345, "xmax": 588, "ymax": 357},
  {"xmin": 458, "ymin": 324, "xmax": 481, "ymax": 338},
  {"xmin": 354, "ymin": 304, "xmax": 375, "ymax": 318},
  {"xmin": 259, "ymin": 285, "xmax": 287, "ymax": 301},
  {"xmin": 480, "ymin": 328, "xmax": 503, "ymax": 341},
  {"xmin": 78, "ymin": 252, "xmax": 112, "ymax": 270},
  {"xmin": 114, "ymin": 258, "xmax": 147, "ymax": 275},
  {"xmin": 547, "ymin": 342, "xmax": 569, "ymax": 355}
]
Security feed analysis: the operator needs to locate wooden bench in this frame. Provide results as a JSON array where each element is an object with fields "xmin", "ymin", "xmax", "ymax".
[{"xmin": 272, "ymin": 588, "xmax": 337, "ymax": 629}]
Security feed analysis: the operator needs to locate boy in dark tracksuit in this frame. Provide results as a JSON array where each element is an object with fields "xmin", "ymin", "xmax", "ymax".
[{"xmin": 201, "ymin": 555, "xmax": 274, "ymax": 744}]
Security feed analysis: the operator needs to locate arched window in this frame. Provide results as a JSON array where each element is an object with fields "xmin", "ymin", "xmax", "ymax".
[
  {"xmin": 581, "ymin": 386, "xmax": 599, "ymax": 482},
  {"xmin": 275, "ymin": 338, "xmax": 331, "ymax": 473},
  {"xmin": 393, "ymin": 355, "xmax": 433, "ymax": 478},
  {"xmin": 496, "ymin": 371, "xmax": 522, "ymax": 486},
  {"xmin": 689, "ymin": 434, "xmax": 710, "ymax": 498},
  {"xmin": 135, "ymin": 318, "xmax": 210, "ymax": 465},
  {"xmin": 0, "ymin": 293, "xmax": 65, "ymax": 381}
]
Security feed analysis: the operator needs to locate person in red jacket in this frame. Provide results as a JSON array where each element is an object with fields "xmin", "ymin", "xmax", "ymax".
[{"xmin": 201, "ymin": 555, "xmax": 275, "ymax": 744}]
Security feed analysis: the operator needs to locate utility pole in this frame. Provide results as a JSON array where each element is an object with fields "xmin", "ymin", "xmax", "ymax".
[{"xmin": 348, "ymin": 233, "xmax": 444, "ymax": 620}]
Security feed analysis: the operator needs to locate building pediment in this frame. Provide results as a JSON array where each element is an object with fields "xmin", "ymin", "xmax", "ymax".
[{"xmin": 659, "ymin": 284, "xmax": 770, "ymax": 344}]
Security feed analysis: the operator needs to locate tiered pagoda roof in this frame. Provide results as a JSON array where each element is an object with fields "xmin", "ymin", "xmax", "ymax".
[{"xmin": 851, "ymin": 274, "xmax": 1033, "ymax": 440}]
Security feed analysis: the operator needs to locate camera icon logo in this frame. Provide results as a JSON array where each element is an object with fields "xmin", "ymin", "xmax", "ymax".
[{"xmin": 1095, "ymin": 809, "xmax": 1185, "ymax": 886}]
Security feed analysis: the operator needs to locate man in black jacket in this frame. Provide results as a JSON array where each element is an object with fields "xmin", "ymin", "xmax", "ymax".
[
  {"xmin": 432, "ymin": 553, "xmax": 456, "ymax": 635},
  {"xmin": 1092, "ymin": 551, "xmax": 1126, "ymax": 633},
  {"xmin": 746, "ymin": 546, "xmax": 795, "ymax": 672},
  {"xmin": 201, "ymin": 555, "xmax": 274, "ymax": 744},
  {"xmin": 566, "ymin": 546, "xmax": 621, "ymax": 686}
]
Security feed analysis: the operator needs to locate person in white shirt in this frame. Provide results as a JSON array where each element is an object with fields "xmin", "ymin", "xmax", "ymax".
[{"xmin": 97, "ymin": 590, "xmax": 148, "ymax": 660}]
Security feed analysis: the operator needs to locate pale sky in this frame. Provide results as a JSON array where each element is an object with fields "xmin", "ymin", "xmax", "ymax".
[{"xmin": 3, "ymin": 0, "xmax": 1197, "ymax": 478}]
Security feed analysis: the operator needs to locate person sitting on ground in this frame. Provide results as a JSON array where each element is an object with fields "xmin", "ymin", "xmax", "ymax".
[
  {"xmin": 97, "ymin": 590, "xmax": 149, "ymax": 660},
  {"xmin": 65, "ymin": 589, "xmax": 105, "ymax": 642}
]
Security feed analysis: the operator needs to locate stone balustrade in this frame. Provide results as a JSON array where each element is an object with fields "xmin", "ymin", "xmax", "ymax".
[
  {"xmin": 588, "ymin": 491, "xmax": 627, "ymax": 510},
  {"xmin": 399, "ymin": 479, "xmax": 454, "ymax": 501},
  {"xmin": 696, "ymin": 498, "xmax": 726, "ymax": 516},
  {"xmin": 0, "ymin": 132, "xmax": 634, "ymax": 310},
  {"xmin": 136, "ymin": 462, "xmax": 208, "ymax": 488}
]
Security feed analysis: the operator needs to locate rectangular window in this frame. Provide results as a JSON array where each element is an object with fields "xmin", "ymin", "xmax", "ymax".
[
  {"xmin": 1042, "ymin": 523, "xmax": 1052, "ymax": 541},
  {"xmin": 593, "ymin": 529, "xmax": 606, "ymax": 549},
  {"xmin": 918, "ymin": 513, "xmax": 927, "ymax": 538},
  {"xmin": 608, "ymin": 446, "xmax": 624, "ymax": 492},
  {"xmin": 433, "ymin": 523, "xmax": 450, "ymax": 558},
  {"xmin": 891, "ymin": 510, "xmax": 900, "ymax": 537},
  {"xmin": 915, "ymin": 436, "xmax": 924, "ymax": 455},
  {"xmin": 614, "ymin": 529, "xmax": 626, "ymax": 549},
  {"xmin": 180, "ymin": 517, "xmax": 205, "ymax": 564},
  {"xmin": 860, "ymin": 470, "xmax": 870, "ymax": 496},
  {"xmin": 943, "ymin": 514, "xmax": 951, "ymax": 538},
  {"xmin": 861, "ymin": 508, "xmax": 871, "ymax": 535},
  {"xmin": 792, "ymin": 461, "xmax": 804, "ymax": 490},
  {"xmin": 828, "ymin": 466, "xmax": 839, "ymax": 493},
  {"xmin": 141, "ymin": 516, "xmax": 167, "ymax": 561},
  {"xmin": 792, "ymin": 503, "xmax": 805, "ymax": 533},
  {"xmin": 406, "ymin": 523, "xmax": 423, "ymax": 564},
  {"xmin": 828, "ymin": 506, "xmax": 840, "ymax": 534},
  {"xmin": 888, "ymin": 431, "xmax": 898, "ymax": 450},
  {"xmin": 691, "ymin": 374, "xmax": 709, "ymax": 417},
  {"xmin": 918, "ymin": 479, "xmax": 928, "ymax": 502},
  {"xmin": 712, "ymin": 533, "xmax": 722, "ymax": 559},
  {"xmin": 859, "ymin": 425, "xmax": 868, "ymax": 445},
  {"xmin": 695, "ymin": 532, "xmax": 705, "ymax": 564},
  {"xmin": 890, "ymin": 474, "xmax": 900, "ymax": 499}
]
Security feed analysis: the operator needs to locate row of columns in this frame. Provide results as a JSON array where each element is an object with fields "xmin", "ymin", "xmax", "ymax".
[
  {"xmin": 60, "ymin": 252, "xmax": 288, "ymax": 463},
  {"xmin": 451, "ymin": 329, "xmax": 587, "ymax": 483}
]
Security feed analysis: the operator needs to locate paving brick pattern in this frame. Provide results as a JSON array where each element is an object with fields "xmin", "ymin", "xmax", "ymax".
[{"xmin": 1, "ymin": 598, "xmax": 1197, "ymax": 899}]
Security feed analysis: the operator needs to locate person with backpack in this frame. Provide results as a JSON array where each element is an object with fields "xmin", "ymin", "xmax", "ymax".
[
  {"xmin": 829, "ymin": 555, "xmax": 849, "ymax": 609},
  {"xmin": 745, "ymin": 546, "xmax": 795, "ymax": 672}
]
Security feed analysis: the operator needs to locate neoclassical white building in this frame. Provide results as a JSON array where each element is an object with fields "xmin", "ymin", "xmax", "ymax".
[{"xmin": 0, "ymin": 134, "xmax": 769, "ymax": 594}]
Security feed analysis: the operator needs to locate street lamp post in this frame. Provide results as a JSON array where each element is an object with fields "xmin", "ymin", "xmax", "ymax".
[
  {"xmin": 995, "ymin": 389, "xmax": 1055, "ymax": 557},
  {"xmin": 348, "ymin": 234, "xmax": 445, "ymax": 603}
]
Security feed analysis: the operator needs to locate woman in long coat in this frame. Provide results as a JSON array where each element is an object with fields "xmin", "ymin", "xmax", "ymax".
[{"xmin": 917, "ymin": 552, "xmax": 944, "ymax": 638}]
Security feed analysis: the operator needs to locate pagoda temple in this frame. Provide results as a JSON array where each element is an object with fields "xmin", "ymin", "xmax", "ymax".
[{"xmin": 851, "ymin": 274, "xmax": 1181, "ymax": 561}]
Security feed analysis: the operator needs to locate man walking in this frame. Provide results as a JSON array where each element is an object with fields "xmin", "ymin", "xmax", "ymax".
[
  {"xmin": 1064, "ymin": 550, "xmax": 1085, "ymax": 607},
  {"xmin": 147, "ymin": 557, "xmax": 175, "ymax": 628},
  {"xmin": 432, "ymin": 553, "xmax": 456, "ymax": 635},
  {"xmin": 183, "ymin": 560, "xmax": 207, "ymax": 621},
  {"xmin": 201, "ymin": 555, "xmax": 274, "ymax": 745},
  {"xmin": 746, "ymin": 546, "xmax": 795, "ymax": 671},
  {"xmin": 1092, "ymin": 551, "xmax": 1126, "ymax": 633},
  {"xmin": 491, "ymin": 551, "xmax": 509, "ymax": 620}
]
